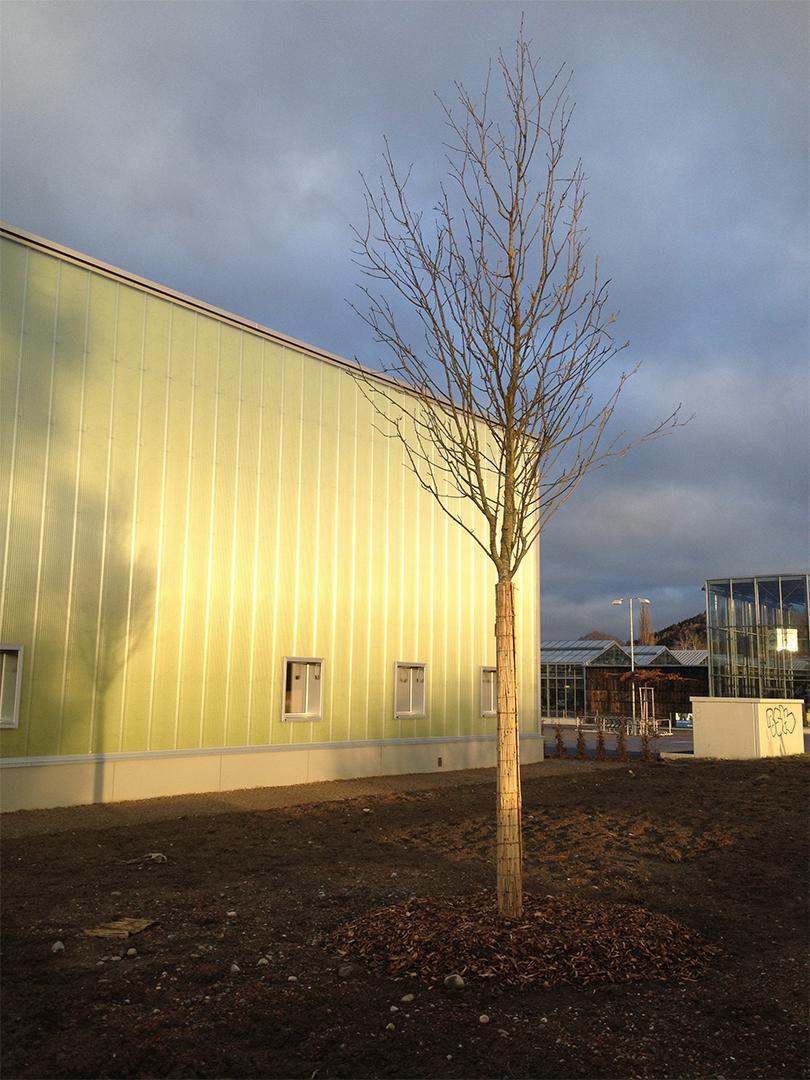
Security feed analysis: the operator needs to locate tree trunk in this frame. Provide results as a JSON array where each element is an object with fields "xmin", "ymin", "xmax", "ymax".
[
  {"xmin": 639, "ymin": 604, "xmax": 655, "ymax": 646},
  {"xmin": 495, "ymin": 578, "xmax": 523, "ymax": 918}
]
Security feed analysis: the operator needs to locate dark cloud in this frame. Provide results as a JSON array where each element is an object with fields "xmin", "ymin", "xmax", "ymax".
[{"xmin": 2, "ymin": 0, "xmax": 807, "ymax": 638}]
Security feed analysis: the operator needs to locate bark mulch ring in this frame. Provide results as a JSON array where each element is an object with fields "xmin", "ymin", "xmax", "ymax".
[
  {"xmin": 331, "ymin": 892, "xmax": 721, "ymax": 987},
  {"xmin": 1, "ymin": 757, "xmax": 808, "ymax": 1079}
]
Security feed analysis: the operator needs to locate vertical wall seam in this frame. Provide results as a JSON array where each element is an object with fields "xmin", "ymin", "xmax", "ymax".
[
  {"xmin": 347, "ymin": 388, "xmax": 358, "ymax": 737},
  {"xmin": 269, "ymin": 350, "xmax": 286, "ymax": 739},
  {"xmin": 442, "ymin": 461, "xmax": 449, "ymax": 740},
  {"xmin": 363, "ymin": 384, "xmax": 374, "ymax": 741},
  {"xmin": 414, "ymin": 426, "xmax": 421, "ymax": 662},
  {"xmin": 173, "ymin": 316, "xmax": 198, "ymax": 748},
  {"xmin": 199, "ymin": 323, "xmax": 222, "ymax": 747},
  {"xmin": 88, "ymin": 287, "xmax": 120, "ymax": 757},
  {"xmin": 467, "ymin": 497, "xmax": 474, "ymax": 728},
  {"xmin": 118, "ymin": 294, "xmax": 148, "ymax": 751},
  {"xmin": 0, "ymin": 246, "xmax": 28, "ymax": 630},
  {"xmin": 246, "ymin": 339, "xmax": 265, "ymax": 744},
  {"xmin": 456, "ymin": 497, "xmax": 463, "ymax": 736},
  {"xmin": 382, "ymin": 397, "xmax": 391, "ymax": 730},
  {"xmin": 291, "ymin": 358, "xmax": 304, "ymax": 656},
  {"xmin": 223, "ymin": 334, "xmax": 244, "ymax": 742},
  {"xmin": 398, "ymin": 428, "xmax": 405, "ymax": 662},
  {"xmin": 307, "ymin": 364, "xmax": 324, "ymax": 747},
  {"xmin": 327, "ymin": 374, "xmax": 341, "ymax": 743},
  {"xmin": 535, "ymin": 531, "xmax": 542, "ymax": 732},
  {"xmin": 23, "ymin": 260, "xmax": 61, "ymax": 754},
  {"xmin": 427, "ymin": 437, "xmax": 435, "ymax": 736},
  {"xmin": 146, "ymin": 305, "xmax": 173, "ymax": 749},
  {"xmin": 57, "ymin": 271, "xmax": 91, "ymax": 744}
]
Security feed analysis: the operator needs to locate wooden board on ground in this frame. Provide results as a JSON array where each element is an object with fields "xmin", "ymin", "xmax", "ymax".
[{"xmin": 84, "ymin": 918, "xmax": 155, "ymax": 939}]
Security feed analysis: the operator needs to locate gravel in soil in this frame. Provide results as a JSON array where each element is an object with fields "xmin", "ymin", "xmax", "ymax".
[{"xmin": 1, "ymin": 757, "xmax": 808, "ymax": 1079}]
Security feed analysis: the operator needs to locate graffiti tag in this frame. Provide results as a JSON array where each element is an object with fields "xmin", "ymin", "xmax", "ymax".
[{"xmin": 765, "ymin": 705, "xmax": 797, "ymax": 739}]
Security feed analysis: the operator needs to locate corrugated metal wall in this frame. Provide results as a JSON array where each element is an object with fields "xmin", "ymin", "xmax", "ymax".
[{"xmin": 0, "ymin": 232, "xmax": 538, "ymax": 760}]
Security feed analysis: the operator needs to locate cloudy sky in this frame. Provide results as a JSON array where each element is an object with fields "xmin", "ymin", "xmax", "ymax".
[{"xmin": 3, "ymin": 0, "xmax": 808, "ymax": 639}]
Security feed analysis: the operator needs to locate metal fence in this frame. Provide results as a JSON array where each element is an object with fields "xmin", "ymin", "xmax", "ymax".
[{"xmin": 542, "ymin": 711, "xmax": 694, "ymax": 736}]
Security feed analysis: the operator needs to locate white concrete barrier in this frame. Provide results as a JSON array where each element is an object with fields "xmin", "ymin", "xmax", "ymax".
[{"xmin": 691, "ymin": 697, "xmax": 805, "ymax": 759}]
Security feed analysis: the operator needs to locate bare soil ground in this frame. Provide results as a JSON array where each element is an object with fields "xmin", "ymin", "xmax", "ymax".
[{"xmin": 1, "ymin": 757, "xmax": 808, "ymax": 1079}]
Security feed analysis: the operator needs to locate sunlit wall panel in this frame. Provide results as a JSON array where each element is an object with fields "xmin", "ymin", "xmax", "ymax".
[{"xmin": 1, "ymin": 229, "xmax": 539, "ymax": 767}]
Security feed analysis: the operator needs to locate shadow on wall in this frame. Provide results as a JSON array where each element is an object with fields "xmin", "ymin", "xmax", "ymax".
[
  {"xmin": 9, "ymin": 477, "xmax": 154, "ymax": 808},
  {"xmin": 71, "ymin": 491, "xmax": 154, "ymax": 805},
  {"xmin": 3, "ymin": 256, "xmax": 155, "ymax": 809}
]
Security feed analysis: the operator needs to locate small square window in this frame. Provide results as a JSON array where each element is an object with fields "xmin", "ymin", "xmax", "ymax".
[
  {"xmin": 395, "ymin": 662, "xmax": 426, "ymax": 718},
  {"xmin": 481, "ymin": 666, "xmax": 497, "ymax": 717},
  {"xmin": 282, "ymin": 658, "xmax": 323, "ymax": 721},
  {"xmin": 0, "ymin": 645, "xmax": 23, "ymax": 730}
]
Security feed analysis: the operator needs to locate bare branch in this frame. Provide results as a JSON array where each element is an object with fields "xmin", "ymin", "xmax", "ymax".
[{"xmin": 351, "ymin": 27, "xmax": 684, "ymax": 584}]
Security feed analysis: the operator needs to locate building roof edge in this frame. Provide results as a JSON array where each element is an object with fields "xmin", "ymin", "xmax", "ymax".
[{"xmin": 0, "ymin": 221, "xmax": 405, "ymax": 394}]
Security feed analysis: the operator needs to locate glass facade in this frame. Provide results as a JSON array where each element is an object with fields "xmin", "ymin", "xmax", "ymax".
[
  {"xmin": 540, "ymin": 663, "xmax": 586, "ymax": 718},
  {"xmin": 706, "ymin": 574, "xmax": 810, "ymax": 706}
]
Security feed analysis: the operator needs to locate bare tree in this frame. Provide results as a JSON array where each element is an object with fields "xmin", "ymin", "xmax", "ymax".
[
  {"xmin": 673, "ymin": 627, "xmax": 706, "ymax": 651},
  {"xmin": 353, "ymin": 29, "xmax": 680, "ymax": 918},
  {"xmin": 639, "ymin": 603, "xmax": 656, "ymax": 646}
]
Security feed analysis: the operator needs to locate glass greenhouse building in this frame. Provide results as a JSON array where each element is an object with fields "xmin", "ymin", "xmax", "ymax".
[
  {"xmin": 539, "ymin": 640, "xmax": 708, "ymax": 720},
  {"xmin": 705, "ymin": 574, "xmax": 810, "ymax": 706}
]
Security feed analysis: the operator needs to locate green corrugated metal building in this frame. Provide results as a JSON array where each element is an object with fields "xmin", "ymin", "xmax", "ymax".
[{"xmin": 0, "ymin": 225, "xmax": 542, "ymax": 810}]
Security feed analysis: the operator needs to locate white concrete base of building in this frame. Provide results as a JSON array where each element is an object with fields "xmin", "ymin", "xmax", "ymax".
[
  {"xmin": 0, "ymin": 733, "xmax": 544, "ymax": 812},
  {"xmin": 691, "ymin": 697, "xmax": 805, "ymax": 759}
]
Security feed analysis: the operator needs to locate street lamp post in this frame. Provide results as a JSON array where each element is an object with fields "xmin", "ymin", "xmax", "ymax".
[{"xmin": 612, "ymin": 597, "xmax": 651, "ymax": 727}]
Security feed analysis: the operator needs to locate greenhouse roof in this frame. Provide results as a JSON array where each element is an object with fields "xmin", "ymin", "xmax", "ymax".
[
  {"xmin": 540, "ymin": 640, "xmax": 706, "ymax": 668},
  {"xmin": 670, "ymin": 649, "xmax": 709, "ymax": 666}
]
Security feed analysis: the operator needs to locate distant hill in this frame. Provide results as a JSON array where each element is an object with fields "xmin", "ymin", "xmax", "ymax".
[
  {"xmin": 574, "ymin": 616, "xmax": 707, "ymax": 649},
  {"xmin": 655, "ymin": 612, "xmax": 707, "ymax": 650}
]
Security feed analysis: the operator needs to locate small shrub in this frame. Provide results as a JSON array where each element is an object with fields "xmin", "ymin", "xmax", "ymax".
[
  {"xmin": 554, "ymin": 724, "xmax": 567, "ymax": 758},
  {"xmin": 616, "ymin": 722, "xmax": 628, "ymax": 762},
  {"xmin": 641, "ymin": 724, "xmax": 657, "ymax": 762},
  {"xmin": 575, "ymin": 723, "xmax": 587, "ymax": 760},
  {"xmin": 595, "ymin": 724, "xmax": 606, "ymax": 761},
  {"xmin": 640, "ymin": 728, "xmax": 651, "ymax": 762}
]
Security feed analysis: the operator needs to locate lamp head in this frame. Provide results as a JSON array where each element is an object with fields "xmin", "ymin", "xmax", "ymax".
[{"xmin": 611, "ymin": 599, "xmax": 623, "ymax": 606}]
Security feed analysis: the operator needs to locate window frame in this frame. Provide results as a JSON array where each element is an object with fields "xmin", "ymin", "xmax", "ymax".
[
  {"xmin": 0, "ymin": 645, "xmax": 23, "ymax": 730},
  {"xmin": 281, "ymin": 656, "xmax": 324, "ymax": 722},
  {"xmin": 481, "ymin": 665, "xmax": 497, "ymax": 717},
  {"xmin": 394, "ymin": 661, "xmax": 427, "ymax": 719}
]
